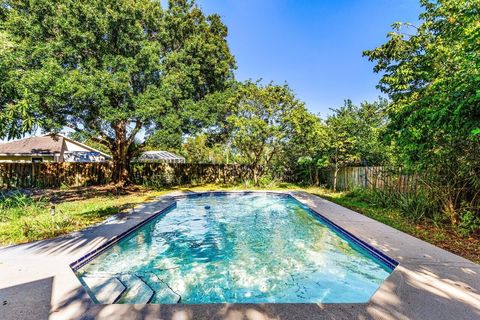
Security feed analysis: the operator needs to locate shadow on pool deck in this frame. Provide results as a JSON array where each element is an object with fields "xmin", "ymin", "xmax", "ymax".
[
  {"xmin": 0, "ymin": 277, "xmax": 53, "ymax": 320},
  {"xmin": 0, "ymin": 191, "xmax": 479, "ymax": 319}
]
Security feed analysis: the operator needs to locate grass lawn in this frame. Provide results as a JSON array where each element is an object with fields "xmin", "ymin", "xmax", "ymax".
[
  {"xmin": 1, "ymin": 183, "xmax": 478, "ymax": 264},
  {"xmin": 0, "ymin": 186, "xmax": 165, "ymax": 245}
]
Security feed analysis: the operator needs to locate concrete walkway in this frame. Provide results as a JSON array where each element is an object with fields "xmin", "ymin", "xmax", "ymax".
[{"xmin": 0, "ymin": 191, "xmax": 479, "ymax": 320}]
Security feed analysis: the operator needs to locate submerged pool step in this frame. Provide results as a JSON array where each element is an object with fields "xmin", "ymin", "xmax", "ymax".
[
  {"xmin": 116, "ymin": 274, "xmax": 155, "ymax": 304},
  {"xmin": 141, "ymin": 273, "xmax": 181, "ymax": 303},
  {"xmin": 82, "ymin": 276, "xmax": 126, "ymax": 304}
]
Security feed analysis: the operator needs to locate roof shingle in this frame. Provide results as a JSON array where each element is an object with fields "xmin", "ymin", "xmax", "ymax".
[{"xmin": 0, "ymin": 135, "xmax": 64, "ymax": 155}]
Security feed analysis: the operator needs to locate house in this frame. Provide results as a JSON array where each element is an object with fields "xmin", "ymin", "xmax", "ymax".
[
  {"xmin": 135, "ymin": 151, "xmax": 185, "ymax": 163},
  {"xmin": 0, "ymin": 134, "xmax": 111, "ymax": 163}
]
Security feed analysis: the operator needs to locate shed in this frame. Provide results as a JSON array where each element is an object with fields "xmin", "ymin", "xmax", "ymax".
[{"xmin": 135, "ymin": 151, "xmax": 185, "ymax": 163}]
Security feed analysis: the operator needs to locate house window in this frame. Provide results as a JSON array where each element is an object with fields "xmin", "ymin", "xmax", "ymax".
[{"xmin": 32, "ymin": 157, "xmax": 43, "ymax": 163}]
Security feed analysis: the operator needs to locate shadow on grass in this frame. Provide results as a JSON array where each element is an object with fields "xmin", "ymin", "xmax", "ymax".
[
  {"xmin": 76, "ymin": 203, "xmax": 139, "ymax": 220},
  {"xmin": 31, "ymin": 185, "xmax": 148, "ymax": 204}
]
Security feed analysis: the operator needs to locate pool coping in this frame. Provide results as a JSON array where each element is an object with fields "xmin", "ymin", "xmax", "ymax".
[{"xmin": 0, "ymin": 189, "xmax": 479, "ymax": 320}]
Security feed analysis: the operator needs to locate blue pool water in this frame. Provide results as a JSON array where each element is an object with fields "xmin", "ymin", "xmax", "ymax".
[{"xmin": 76, "ymin": 193, "xmax": 394, "ymax": 304}]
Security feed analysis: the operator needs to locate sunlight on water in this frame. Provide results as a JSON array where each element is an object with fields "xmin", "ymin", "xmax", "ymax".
[{"xmin": 77, "ymin": 193, "xmax": 392, "ymax": 303}]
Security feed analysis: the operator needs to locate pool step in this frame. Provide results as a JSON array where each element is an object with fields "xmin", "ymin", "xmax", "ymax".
[
  {"xmin": 141, "ymin": 273, "xmax": 181, "ymax": 303},
  {"xmin": 82, "ymin": 276, "xmax": 126, "ymax": 304},
  {"xmin": 116, "ymin": 274, "xmax": 155, "ymax": 304}
]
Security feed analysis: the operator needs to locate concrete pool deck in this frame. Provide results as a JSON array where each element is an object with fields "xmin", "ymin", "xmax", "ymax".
[{"xmin": 0, "ymin": 190, "xmax": 479, "ymax": 320}]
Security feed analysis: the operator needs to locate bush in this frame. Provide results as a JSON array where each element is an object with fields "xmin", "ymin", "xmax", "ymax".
[
  {"xmin": 346, "ymin": 187, "xmax": 437, "ymax": 222},
  {"xmin": 0, "ymin": 190, "xmax": 36, "ymax": 209},
  {"xmin": 347, "ymin": 187, "xmax": 397, "ymax": 208},
  {"xmin": 258, "ymin": 174, "xmax": 277, "ymax": 188},
  {"xmin": 369, "ymin": 189, "xmax": 398, "ymax": 208},
  {"xmin": 458, "ymin": 210, "xmax": 480, "ymax": 237},
  {"xmin": 242, "ymin": 179, "xmax": 254, "ymax": 188},
  {"xmin": 396, "ymin": 192, "xmax": 437, "ymax": 221},
  {"xmin": 141, "ymin": 174, "xmax": 167, "ymax": 190}
]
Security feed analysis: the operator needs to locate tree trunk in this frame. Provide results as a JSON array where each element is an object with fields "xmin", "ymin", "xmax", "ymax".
[
  {"xmin": 333, "ymin": 163, "xmax": 338, "ymax": 192},
  {"xmin": 252, "ymin": 166, "xmax": 259, "ymax": 186},
  {"xmin": 111, "ymin": 121, "xmax": 131, "ymax": 186},
  {"xmin": 308, "ymin": 164, "xmax": 314, "ymax": 185},
  {"xmin": 251, "ymin": 163, "xmax": 264, "ymax": 186},
  {"xmin": 112, "ymin": 153, "xmax": 130, "ymax": 185}
]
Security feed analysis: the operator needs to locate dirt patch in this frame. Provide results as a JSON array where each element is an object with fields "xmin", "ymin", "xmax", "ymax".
[
  {"xmin": 414, "ymin": 224, "xmax": 480, "ymax": 264},
  {"xmin": 30, "ymin": 185, "xmax": 149, "ymax": 203}
]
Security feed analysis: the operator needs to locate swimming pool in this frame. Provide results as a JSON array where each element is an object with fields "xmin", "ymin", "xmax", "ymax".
[{"xmin": 72, "ymin": 192, "xmax": 396, "ymax": 304}]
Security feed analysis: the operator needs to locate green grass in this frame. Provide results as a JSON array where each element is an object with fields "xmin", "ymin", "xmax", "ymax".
[{"xmin": 0, "ymin": 190, "xmax": 161, "ymax": 245}]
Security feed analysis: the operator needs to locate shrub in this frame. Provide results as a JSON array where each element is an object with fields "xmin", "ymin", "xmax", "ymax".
[
  {"xmin": 458, "ymin": 210, "xmax": 480, "ymax": 237},
  {"xmin": 396, "ymin": 192, "xmax": 437, "ymax": 221},
  {"xmin": 258, "ymin": 174, "xmax": 277, "ymax": 188},
  {"xmin": 347, "ymin": 187, "xmax": 397, "ymax": 208},
  {"xmin": 369, "ymin": 189, "xmax": 398, "ymax": 208},
  {"xmin": 345, "ymin": 187, "xmax": 438, "ymax": 222},
  {"xmin": 0, "ymin": 190, "xmax": 36, "ymax": 209},
  {"xmin": 141, "ymin": 174, "xmax": 167, "ymax": 190}
]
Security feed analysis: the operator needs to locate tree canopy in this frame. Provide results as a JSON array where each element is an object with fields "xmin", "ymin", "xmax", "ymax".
[
  {"xmin": 364, "ymin": 0, "xmax": 479, "ymax": 171},
  {"xmin": 0, "ymin": 0, "xmax": 235, "ymax": 183},
  {"xmin": 364, "ymin": 0, "xmax": 480, "ymax": 223},
  {"xmin": 162, "ymin": 81, "xmax": 328, "ymax": 184},
  {"xmin": 226, "ymin": 82, "xmax": 303, "ymax": 183}
]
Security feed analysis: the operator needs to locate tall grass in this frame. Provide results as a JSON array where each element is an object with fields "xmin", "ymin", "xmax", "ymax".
[
  {"xmin": 0, "ymin": 191, "xmax": 46, "ymax": 223},
  {"xmin": 0, "ymin": 191, "xmax": 81, "ymax": 243},
  {"xmin": 347, "ymin": 187, "xmax": 439, "ymax": 222},
  {"xmin": 346, "ymin": 186, "xmax": 480, "ymax": 236}
]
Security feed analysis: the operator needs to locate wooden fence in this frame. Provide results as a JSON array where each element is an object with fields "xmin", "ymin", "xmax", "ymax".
[
  {"xmin": 319, "ymin": 166, "xmax": 420, "ymax": 193},
  {"xmin": 130, "ymin": 163, "xmax": 253, "ymax": 186},
  {"xmin": 0, "ymin": 162, "xmax": 421, "ymax": 193},
  {"xmin": 0, "ymin": 163, "xmax": 253, "ymax": 189}
]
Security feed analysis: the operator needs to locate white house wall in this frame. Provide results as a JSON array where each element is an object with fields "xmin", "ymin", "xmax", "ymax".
[{"xmin": 64, "ymin": 140, "xmax": 91, "ymax": 152}]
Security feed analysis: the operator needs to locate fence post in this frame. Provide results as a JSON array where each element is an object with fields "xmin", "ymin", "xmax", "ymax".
[{"xmin": 363, "ymin": 166, "xmax": 368, "ymax": 190}]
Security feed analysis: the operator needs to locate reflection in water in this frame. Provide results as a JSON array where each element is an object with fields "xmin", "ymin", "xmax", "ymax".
[{"xmin": 78, "ymin": 194, "xmax": 392, "ymax": 303}]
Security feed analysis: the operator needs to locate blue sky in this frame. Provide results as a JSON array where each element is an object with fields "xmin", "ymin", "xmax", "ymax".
[{"xmin": 197, "ymin": 0, "xmax": 422, "ymax": 116}]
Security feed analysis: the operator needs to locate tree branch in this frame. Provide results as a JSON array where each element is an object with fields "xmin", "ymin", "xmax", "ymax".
[
  {"xmin": 127, "ymin": 119, "xmax": 142, "ymax": 145},
  {"xmin": 65, "ymin": 122, "xmax": 114, "ymax": 148}
]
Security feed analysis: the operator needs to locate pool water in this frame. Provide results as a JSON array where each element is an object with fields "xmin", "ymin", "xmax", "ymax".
[{"xmin": 76, "ymin": 193, "xmax": 394, "ymax": 304}]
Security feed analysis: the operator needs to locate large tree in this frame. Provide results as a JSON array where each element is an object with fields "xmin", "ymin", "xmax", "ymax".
[
  {"xmin": 324, "ymin": 105, "xmax": 359, "ymax": 191},
  {"xmin": 226, "ymin": 81, "xmax": 320, "ymax": 184},
  {"xmin": 364, "ymin": 0, "xmax": 480, "ymax": 222},
  {"xmin": 278, "ymin": 103, "xmax": 327, "ymax": 184},
  {"xmin": 0, "ymin": 0, "xmax": 235, "ymax": 184},
  {"xmin": 321, "ymin": 99, "xmax": 392, "ymax": 190}
]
